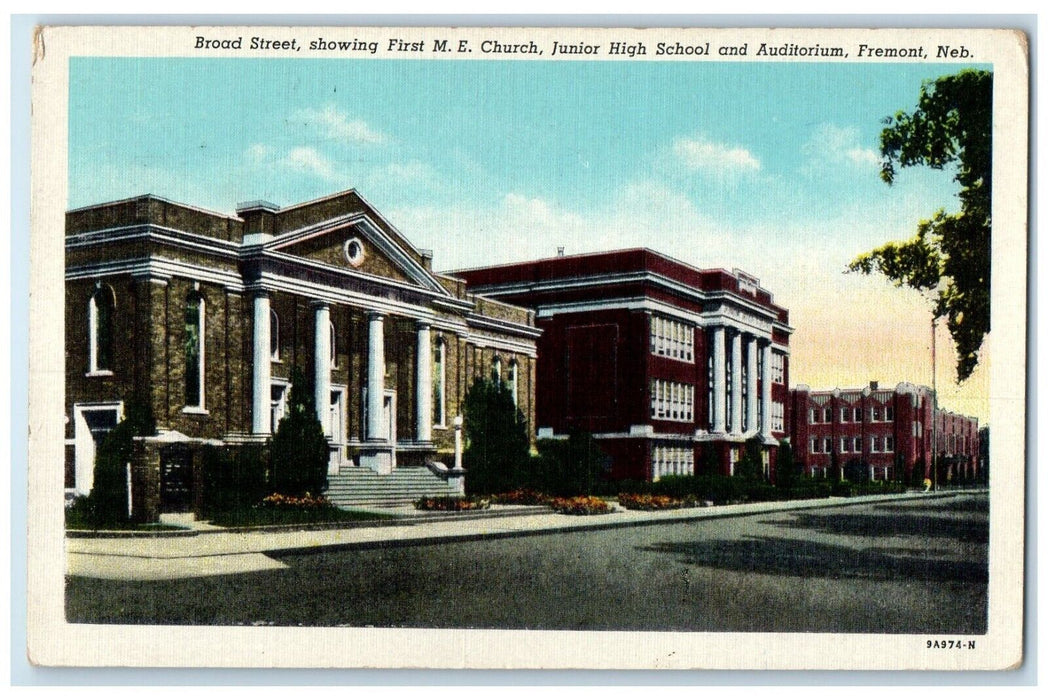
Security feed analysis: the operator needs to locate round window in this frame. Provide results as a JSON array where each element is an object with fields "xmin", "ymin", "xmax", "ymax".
[{"xmin": 344, "ymin": 237, "xmax": 365, "ymax": 267}]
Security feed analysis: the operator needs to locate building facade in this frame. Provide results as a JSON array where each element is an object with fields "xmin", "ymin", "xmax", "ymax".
[
  {"xmin": 789, "ymin": 382, "xmax": 980, "ymax": 483},
  {"xmin": 65, "ymin": 190, "xmax": 539, "ymax": 517},
  {"xmin": 453, "ymin": 249, "xmax": 792, "ymax": 481}
]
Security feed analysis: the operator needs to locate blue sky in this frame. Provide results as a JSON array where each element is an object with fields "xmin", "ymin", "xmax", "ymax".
[{"xmin": 68, "ymin": 57, "xmax": 990, "ymax": 420}]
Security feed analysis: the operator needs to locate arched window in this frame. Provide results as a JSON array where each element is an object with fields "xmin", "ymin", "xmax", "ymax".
[
  {"xmin": 493, "ymin": 356, "xmax": 502, "ymax": 383},
  {"xmin": 270, "ymin": 309, "xmax": 280, "ymax": 361},
  {"xmin": 88, "ymin": 285, "xmax": 115, "ymax": 374},
  {"xmin": 185, "ymin": 292, "xmax": 205, "ymax": 409},
  {"xmin": 432, "ymin": 338, "xmax": 446, "ymax": 426},
  {"xmin": 329, "ymin": 320, "xmax": 338, "ymax": 368},
  {"xmin": 509, "ymin": 360, "xmax": 519, "ymax": 406}
]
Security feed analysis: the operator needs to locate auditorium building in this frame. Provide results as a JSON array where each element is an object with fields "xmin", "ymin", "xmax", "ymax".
[
  {"xmin": 789, "ymin": 382, "xmax": 981, "ymax": 483},
  {"xmin": 453, "ymin": 250, "xmax": 793, "ymax": 481},
  {"xmin": 65, "ymin": 190, "xmax": 540, "ymax": 518}
]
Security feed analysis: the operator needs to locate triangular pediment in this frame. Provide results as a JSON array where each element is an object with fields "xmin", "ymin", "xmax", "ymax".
[{"xmin": 262, "ymin": 192, "xmax": 449, "ymax": 296}]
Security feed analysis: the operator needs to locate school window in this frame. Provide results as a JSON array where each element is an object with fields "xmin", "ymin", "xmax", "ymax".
[
  {"xmin": 824, "ymin": 437, "xmax": 832, "ymax": 453},
  {"xmin": 650, "ymin": 316, "xmax": 693, "ymax": 362},
  {"xmin": 771, "ymin": 352, "xmax": 784, "ymax": 384},
  {"xmin": 841, "ymin": 407, "xmax": 849, "ymax": 422},
  {"xmin": 885, "ymin": 405, "xmax": 894, "ymax": 421},
  {"xmin": 853, "ymin": 407, "xmax": 862, "ymax": 422},
  {"xmin": 810, "ymin": 437, "xmax": 818, "ymax": 453},
  {"xmin": 651, "ymin": 379, "xmax": 694, "ymax": 422},
  {"xmin": 824, "ymin": 407, "xmax": 832, "ymax": 423},
  {"xmin": 652, "ymin": 443, "xmax": 695, "ymax": 481},
  {"xmin": 853, "ymin": 437, "xmax": 862, "ymax": 452},
  {"xmin": 840, "ymin": 437, "xmax": 848, "ymax": 453},
  {"xmin": 771, "ymin": 401, "xmax": 784, "ymax": 432},
  {"xmin": 871, "ymin": 406, "xmax": 882, "ymax": 422},
  {"xmin": 885, "ymin": 436, "xmax": 895, "ymax": 452}
]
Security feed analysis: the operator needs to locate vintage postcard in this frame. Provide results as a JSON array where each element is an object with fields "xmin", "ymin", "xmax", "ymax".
[{"xmin": 27, "ymin": 24, "xmax": 1028, "ymax": 670}]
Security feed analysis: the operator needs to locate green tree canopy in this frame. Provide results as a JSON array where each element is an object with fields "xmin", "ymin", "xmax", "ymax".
[
  {"xmin": 848, "ymin": 69, "xmax": 991, "ymax": 382},
  {"xmin": 462, "ymin": 375, "xmax": 530, "ymax": 494},
  {"xmin": 269, "ymin": 367, "xmax": 329, "ymax": 496}
]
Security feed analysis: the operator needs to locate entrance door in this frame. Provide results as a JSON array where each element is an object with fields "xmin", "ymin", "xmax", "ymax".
[
  {"xmin": 73, "ymin": 403, "xmax": 122, "ymax": 495},
  {"xmin": 159, "ymin": 446, "xmax": 193, "ymax": 513}
]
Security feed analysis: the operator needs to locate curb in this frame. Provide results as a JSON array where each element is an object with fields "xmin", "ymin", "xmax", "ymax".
[
  {"xmin": 66, "ymin": 489, "xmax": 985, "ymax": 543},
  {"xmin": 266, "ymin": 489, "xmax": 987, "ymax": 557}
]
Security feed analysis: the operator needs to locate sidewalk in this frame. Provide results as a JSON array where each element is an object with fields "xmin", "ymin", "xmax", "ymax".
[{"xmin": 66, "ymin": 489, "xmax": 986, "ymax": 581}]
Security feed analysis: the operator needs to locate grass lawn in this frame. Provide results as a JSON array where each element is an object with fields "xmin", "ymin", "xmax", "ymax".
[
  {"xmin": 207, "ymin": 506, "xmax": 396, "ymax": 528},
  {"xmin": 65, "ymin": 514, "xmax": 188, "ymax": 532}
]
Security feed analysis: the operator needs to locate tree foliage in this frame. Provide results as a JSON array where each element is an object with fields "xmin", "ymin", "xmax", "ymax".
[
  {"xmin": 734, "ymin": 436, "xmax": 767, "ymax": 483},
  {"xmin": 462, "ymin": 375, "xmax": 531, "ymax": 495},
  {"xmin": 848, "ymin": 69, "xmax": 991, "ymax": 382},
  {"xmin": 269, "ymin": 367, "xmax": 329, "ymax": 496},
  {"xmin": 89, "ymin": 401, "xmax": 156, "ymax": 526}
]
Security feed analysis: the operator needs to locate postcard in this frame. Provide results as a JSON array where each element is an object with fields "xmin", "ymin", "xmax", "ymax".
[{"xmin": 27, "ymin": 24, "xmax": 1027, "ymax": 670}]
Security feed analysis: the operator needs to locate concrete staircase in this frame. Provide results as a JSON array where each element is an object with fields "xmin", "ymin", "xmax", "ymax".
[{"xmin": 325, "ymin": 465, "xmax": 461, "ymax": 508}]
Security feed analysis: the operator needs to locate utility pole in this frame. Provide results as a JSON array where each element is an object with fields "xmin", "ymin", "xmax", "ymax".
[{"xmin": 931, "ymin": 315, "xmax": 938, "ymax": 492}]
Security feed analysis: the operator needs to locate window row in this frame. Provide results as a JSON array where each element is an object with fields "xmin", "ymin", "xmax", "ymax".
[
  {"xmin": 771, "ymin": 352, "xmax": 785, "ymax": 384},
  {"xmin": 650, "ymin": 316, "xmax": 694, "ymax": 362},
  {"xmin": 652, "ymin": 443, "xmax": 694, "ymax": 481},
  {"xmin": 771, "ymin": 401, "xmax": 785, "ymax": 432},
  {"xmin": 651, "ymin": 379, "xmax": 695, "ymax": 423},
  {"xmin": 809, "ymin": 435, "xmax": 895, "ymax": 454},
  {"xmin": 808, "ymin": 405, "xmax": 895, "ymax": 424}
]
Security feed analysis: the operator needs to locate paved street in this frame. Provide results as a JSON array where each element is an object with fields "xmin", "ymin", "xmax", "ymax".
[{"xmin": 66, "ymin": 492, "xmax": 987, "ymax": 633}]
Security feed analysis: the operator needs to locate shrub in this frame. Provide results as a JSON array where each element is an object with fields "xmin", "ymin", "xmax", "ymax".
[
  {"xmin": 463, "ymin": 377, "xmax": 531, "ymax": 495},
  {"xmin": 533, "ymin": 432, "xmax": 609, "ymax": 497},
  {"xmin": 832, "ymin": 480, "xmax": 857, "ymax": 497},
  {"xmin": 617, "ymin": 493, "xmax": 700, "ymax": 511},
  {"xmin": 549, "ymin": 495, "xmax": 613, "ymax": 515},
  {"xmin": 489, "ymin": 488, "xmax": 552, "ymax": 506},
  {"xmin": 269, "ymin": 368, "xmax": 329, "ymax": 497},
  {"xmin": 414, "ymin": 496, "xmax": 491, "ymax": 511},
  {"xmin": 88, "ymin": 402, "xmax": 156, "ymax": 527},
  {"xmin": 200, "ymin": 444, "xmax": 269, "ymax": 517},
  {"xmin": 734, "ymin": 436, "xmax": 767, "ymax": 483}
]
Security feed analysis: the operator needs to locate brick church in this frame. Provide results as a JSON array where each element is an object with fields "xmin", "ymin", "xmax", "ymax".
[{"xmin": 65, "ymin": 189, "xmax": 539, "ymax": 518}]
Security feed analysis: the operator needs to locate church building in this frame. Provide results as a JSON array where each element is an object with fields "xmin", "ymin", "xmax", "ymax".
[{"xmin": 65, "ymin": 189, "xmax": 539, "ymax": 518}]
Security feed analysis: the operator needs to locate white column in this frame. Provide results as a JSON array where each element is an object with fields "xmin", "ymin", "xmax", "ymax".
[
  {"xmin": 251, "ymin": 293, "xmax": 271, "ymax": 434},
  {"xmin": 416, "ymin": 321, "xmax": 432, "ymax": 443},
  {"xmin": 712, "ymin": 326, "xmax": 727, "ymax": 433},
  {"xmin": 730, "ymin": 330, "xmax": 742, "ymax": 435},
  {"xmin": 746, "ymin": 335, "xmax": 758, "ymax": 434},
  {"xmin": 313, "ymin": 302, "xmax": 331, "ymax": 436},
  {"xmin": 366, "ymin": 311, "xmax": 386, "ymax": 441},
  {"xmin": 761, "ymin": 341, "xmax": 773, "ymax": 438}
]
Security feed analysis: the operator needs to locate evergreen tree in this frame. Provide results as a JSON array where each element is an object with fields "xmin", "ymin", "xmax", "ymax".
[
  {"xmin": 89, "ymin": 401, "xmax": 155, "ymax": 526},
  {"xmin": 462, "ymin": 375, "xmax": 530, "ymax": 495},
  {"xmin": 269, "ymin": 367, "xmax": 329, "ymax": 496}
]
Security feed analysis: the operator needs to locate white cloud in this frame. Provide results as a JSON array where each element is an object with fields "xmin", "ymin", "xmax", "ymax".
[
  {"xmin": 804, "ymin": 123, "xmax": 880, "ymax": 170},
  {"xmin": 672, "ymin": 136, "xmax": 761, "ymax": 174},
  {"xmin": 282, "ymin": 146, "xmax": 335, "ymax": 179},
  {"xmin": 290, "ymin": 105, "xmax": 388, "ymax": 144}
]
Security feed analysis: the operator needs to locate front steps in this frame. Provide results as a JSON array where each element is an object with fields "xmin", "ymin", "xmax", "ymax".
[{"xmin": 325, "ymin": 465, "xmax": 462, "ymax": 508}]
